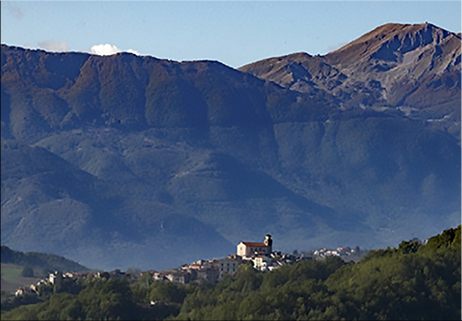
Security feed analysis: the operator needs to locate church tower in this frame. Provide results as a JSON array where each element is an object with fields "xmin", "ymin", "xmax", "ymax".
[{"xmin": 264, "ymin": 234, "xmax": 273, "ymax": 254}]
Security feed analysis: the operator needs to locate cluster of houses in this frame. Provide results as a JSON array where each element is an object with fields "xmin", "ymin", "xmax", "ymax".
[
  {"xmin": 15, "ymin": 269, "xmax": 138, "ymax": 297},
  {"xmin": 308, "ymin": 246, "xmax": 360, "ymax": 259},
  {"xmin": 16, "ymin": 271, "xmax": 67, "ymax": 297},
  {"xmin": 147, "ymin": 234, "xmax": 312, "ymax": 285},
  {"xmin": 15, "ymin": 234, "xmax": 315, "ymax": 295}
]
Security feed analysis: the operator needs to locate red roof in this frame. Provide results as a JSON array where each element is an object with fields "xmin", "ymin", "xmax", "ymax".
[{"xmin": 241, "ymin": 242, "xmax": 267, "ymax": 247}]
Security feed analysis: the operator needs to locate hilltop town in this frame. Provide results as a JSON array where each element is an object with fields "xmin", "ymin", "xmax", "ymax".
[
  {"xmin": 3, "ymin": 226, "xmax": 460, "ymax": 321},
  {"xmin": 10, "ymin": 235, "xmax": 369, "ymax": 299}
]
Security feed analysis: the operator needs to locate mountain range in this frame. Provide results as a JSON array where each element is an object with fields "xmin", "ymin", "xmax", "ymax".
[{"xmin": 1, "ymin": 22, "xmax": 460, "ymax": 270}]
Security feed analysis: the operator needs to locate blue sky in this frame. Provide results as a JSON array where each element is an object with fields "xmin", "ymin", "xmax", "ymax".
[{"xmin": 1, "ymin": 1, "xmax": 461, "ymax": 68}]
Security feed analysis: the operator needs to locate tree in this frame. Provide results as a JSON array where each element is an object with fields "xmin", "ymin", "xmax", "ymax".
[
  {"xmin": 398, "ymin": 238, "xmax": 421, "ymax": 254},
  {"xmin": 150, "ymin": 281, "xmax": 186, "ymax": 304},
  {"xmin": 138, "ymin": 271, "xmax": 153, "ymax": 288},
  {"xmin": 20, "ymin": 266, "xmax": 34, "ymax": 278}
]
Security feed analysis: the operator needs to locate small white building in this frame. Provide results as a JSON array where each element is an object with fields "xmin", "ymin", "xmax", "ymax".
[
  {"xmin": 49, "ymin": 271, "xmax": 63, "ymax": 285},
  {"xmin": 252, "ymin": 255, "xmax": 272, "ymax": 272},
  {"xmin": 15, "ymin": 288, "xmax": 24, "ymax": 296},
  {"xmin": 15, "ymin": 287, "xmax": 36, "ymax": 297}
]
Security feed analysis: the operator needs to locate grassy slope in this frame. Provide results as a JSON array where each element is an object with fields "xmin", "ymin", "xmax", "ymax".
[{"xmin": 1, "ymin": 264, "xmax": 42, "ymax": 292}]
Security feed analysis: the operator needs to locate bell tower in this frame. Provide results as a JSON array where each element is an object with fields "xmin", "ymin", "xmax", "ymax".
[{"xmin": 264, "ymin": 234, "xmax": 273, "ymax": 254}]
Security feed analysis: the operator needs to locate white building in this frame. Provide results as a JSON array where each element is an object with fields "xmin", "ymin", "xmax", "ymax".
[
  {"xmin": 252, "ymin": 255, "xmax": 272, "ymax": 272},
  {"xmin": 49, "ymin": 271, "xmax": 63, "ymax": 285},
  {"xmin": 237, "ymin": 234, "xmax": 273, "ymax": 257}
]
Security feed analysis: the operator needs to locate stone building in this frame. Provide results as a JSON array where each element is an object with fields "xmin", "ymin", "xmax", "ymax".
[{"xmin": 237, "ymin": 234, "xmax": 273, "ymax": 257}]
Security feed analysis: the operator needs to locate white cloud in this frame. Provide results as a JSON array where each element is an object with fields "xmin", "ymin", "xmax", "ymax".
[
  {"xmin": 90, "ymin": 44, "xmax": 120, "ymax": 56},
  {"xmin": 38, "ymin": 40, "xmax": 70, "ymax": 52},
  {"xmin": 90, "ymin": 44, "xmax": 141, "ymax": 56},
  {"xmin": 126, "ymin": 49, "xmax": 141, "ymax": 56}
]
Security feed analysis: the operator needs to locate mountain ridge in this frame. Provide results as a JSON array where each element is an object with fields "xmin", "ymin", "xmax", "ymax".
[
  {"xmin": 239, "ymin": 22, "xmax": 461, "ymax": 142},
  {"xmin": 1, "ymin": 22, "xmax": 460, "ymax": 270}
]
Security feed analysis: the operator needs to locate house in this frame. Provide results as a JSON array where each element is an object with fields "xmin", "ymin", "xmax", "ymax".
[
  {"xmin": 217, "ymin": 258, "xmax": 239, "ymax": 279},
  {"xmin": 63, "ymin": 272, "xmax": 89, "ymax": 279},
  {"xmin": 252, "ymin": 255, "xmax": 272, "ymax": 272},
  {"xmin": 49, "ymin": 271, "xmax": 63, "ymax": 285},
  {"xmin": 153, "ymin": 270, "xmax": 192, "ymax": 284},
  {"xmin": 237, "ymin": 234, "xmax": 273, "ymax": 257},
  {"xmin": 15, "ymin": 288, "xmax": 24, "ymax": 296},
  {"xmin": 108, "ymin": 269, "xmax": 127, "ymax": 279},
  {"xmin": 166, "ymin": 270, "xmax": 191, "ymax": 284},
  {"xmin": 15, "ymin": 287, "xmax": 36, "ymax": 297},
  {"xmin": 196, "ymin": 268, "xmax": 219, "ymax": 283},
  {"xmin": 153, "ymin": 270, "xmax": 171, "ymax": 281}
]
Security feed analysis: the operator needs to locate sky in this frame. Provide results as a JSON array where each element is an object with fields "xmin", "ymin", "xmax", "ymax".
[{"xmin": 1, "ymin": 1, "xmax": 461, "ymax": 68}]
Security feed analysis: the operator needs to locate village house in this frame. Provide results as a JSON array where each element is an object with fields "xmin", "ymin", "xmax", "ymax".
[
  {"xmin": 166, "ymin": 270, "xmax": 190, "ymax": 284},
  {"xmin": 153, "ymin": 270, "xmax": 191, "ymax": 284},
  {"xmin": 217, "ymin": 258, "xmax": 240, "ymax": 279},
  {"xmin": 15, "ymin": 287, "xmax": 36, "ymax": 297},
  {"xmin": 108, "ymin": 269, "xmax": 127, "ymax": 279},
  {"xmin": 15, "ymin": 288, "xmax": 24, "ymax": 296},
  {"xmin": 64, "ymin": 271, "xmax": 89, "ymax": 279},
  {"xmin": 180, "ymin": 260, "xmax": 221, "ymax": 283},
  {"xmin": 195, "ymin": 267, "xmax": 219, "ymax": 283},
  {"xmin": 49, "ymin": 271, "xmax": 63, "ymax": 285},
  {"xmin": 153, "ymin": 270, "xmax": 170, "ymax": 281},
  {"xmin": 252, "ymin": 255, "xmax": 272, "ymax": 272}
]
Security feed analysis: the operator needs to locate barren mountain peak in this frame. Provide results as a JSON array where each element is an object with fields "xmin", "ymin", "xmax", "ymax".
[
  {"xmin": 238, "ymin": 22, "xmax": 461, "ymax": 143},
  {"xmin": 326, "ymin": 22, "xmax": 455, "ymax": 64}
]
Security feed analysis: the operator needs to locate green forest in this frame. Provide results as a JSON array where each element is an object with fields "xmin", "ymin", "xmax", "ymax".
[{"xmin": 1, "ymin": 226, "xmax": 460, "ymax": 320}]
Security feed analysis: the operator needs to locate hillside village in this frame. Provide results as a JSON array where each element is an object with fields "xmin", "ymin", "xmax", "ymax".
[
  {"xmin": 11, "ymin": 235, "xmax": 368, "ymax": 298},
  {"xmin": 4, "ymin": 226, "xmax": 460, "ymax": 321}
]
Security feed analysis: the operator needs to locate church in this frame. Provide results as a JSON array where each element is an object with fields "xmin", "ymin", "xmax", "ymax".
[{"xmin": 237, "ymin": 234, "xmax": 273, "ymax": 257}]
